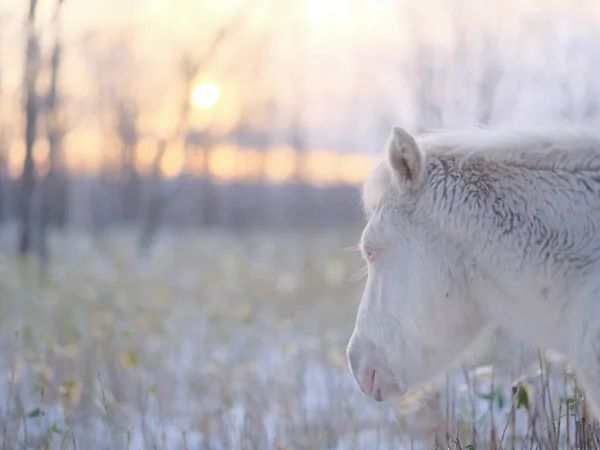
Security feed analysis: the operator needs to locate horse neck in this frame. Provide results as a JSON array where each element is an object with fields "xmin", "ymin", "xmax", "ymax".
[
  {"xmin": 420, "ymin": 153, "xmax": 600, "ymax": 282},
  {"xmin": 420, "ymin": 156, "xmax": 505, "ymax": 250}
]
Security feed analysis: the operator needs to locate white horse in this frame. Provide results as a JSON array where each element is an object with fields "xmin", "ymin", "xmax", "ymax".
[{"xmin": 346, "ymin": 124, "xmax": 600, "ymax": 420}]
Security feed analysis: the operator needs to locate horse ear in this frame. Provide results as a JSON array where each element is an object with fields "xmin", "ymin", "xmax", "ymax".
[{"xmin": 387, "ymin": 126, "xmax": 424, "ymax": 190}]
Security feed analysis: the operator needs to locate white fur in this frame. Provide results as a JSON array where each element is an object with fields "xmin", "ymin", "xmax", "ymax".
[{"xmin": 347, "ymin": 124, "xmax": 600, "ymax": 419}]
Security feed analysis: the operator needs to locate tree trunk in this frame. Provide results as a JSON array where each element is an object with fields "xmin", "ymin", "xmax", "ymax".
[
  {"xmin": 0, "ymin": 18, "xmax": 6, "ymax": 225},
  {"xmin": 18, "ymin": 0, "xmax": 39, "ymax": 257},
  {"xmin": 137, "ymin": 140, "xmax": 167, "ymax": 254},
  {"xmin": 38, "ymin": 0, "xmax": 68, "ymax": 263}
]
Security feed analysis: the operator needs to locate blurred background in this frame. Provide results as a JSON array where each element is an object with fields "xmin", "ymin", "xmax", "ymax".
[{"xmin": 0, "ymin": 0, "xmax": 598, "ymax": 449}]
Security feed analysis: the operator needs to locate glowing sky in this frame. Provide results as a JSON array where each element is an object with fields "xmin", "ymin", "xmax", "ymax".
[{"xmin": 1, "ymin": 0, "xmax": 600, "ymax": 182}]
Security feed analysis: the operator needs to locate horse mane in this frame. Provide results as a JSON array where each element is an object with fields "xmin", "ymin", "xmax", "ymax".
[
  {"xmin": 361, "ymin": 156, "xmax": 390, "ymax": 215},
  {"xmin": 362, "ymin": 124, "xmax": 600, "ymax": 214}
]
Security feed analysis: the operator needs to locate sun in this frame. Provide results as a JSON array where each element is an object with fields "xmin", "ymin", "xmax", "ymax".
[{"xmin": 192, "ymin": 82, "xmax": 219, "ymax": 109}]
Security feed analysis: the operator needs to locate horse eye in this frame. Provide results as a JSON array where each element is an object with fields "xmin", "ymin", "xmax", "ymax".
[{"xmin": 363, "ymin": 247, "xmax": 380, "ymax": 262}]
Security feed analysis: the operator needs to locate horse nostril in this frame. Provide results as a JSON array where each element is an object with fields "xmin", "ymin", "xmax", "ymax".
[
  {"xmin": 347, "ymin": 337, "xmax": 399, "ymax": 402},
  {"xmin": 373, "ymin": 388, "xmax": 383, "ymax": 402},
  {"xmin": 362, "ymin": 367, "xmax": 376, "ymax": 396},
  {"xmin": 347, "ymin": 337, "xmax": 384, "ymax": 397}
]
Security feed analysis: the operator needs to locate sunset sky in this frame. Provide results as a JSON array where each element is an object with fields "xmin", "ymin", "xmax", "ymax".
[{"xmin": 1, "ymin": 0, "xmax": 600, "ymax": 182}]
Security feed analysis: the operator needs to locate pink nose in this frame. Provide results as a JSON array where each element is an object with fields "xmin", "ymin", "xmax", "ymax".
[
  {"xmin": 359, "ymin": 367, "xmax": 387, "ymax": 401},
  {"xmin": 347, "ymin": 338, "xmax": 387, "ymax": 401}
]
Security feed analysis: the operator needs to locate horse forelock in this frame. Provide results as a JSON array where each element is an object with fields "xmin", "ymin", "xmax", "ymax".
[{"xmin": 361, "ymin": 157, "xmax": 392, "ymax": 217}]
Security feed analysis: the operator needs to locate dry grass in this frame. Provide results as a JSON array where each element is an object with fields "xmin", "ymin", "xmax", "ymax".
[{"xmin": 0, "ymin": 226, "xmax": 596, "ymax": 449}]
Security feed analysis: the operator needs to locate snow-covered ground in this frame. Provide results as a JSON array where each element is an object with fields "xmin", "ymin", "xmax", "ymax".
[{"xmin": 0, "ymin": 227, "xmax": 590, "ymax": 449}]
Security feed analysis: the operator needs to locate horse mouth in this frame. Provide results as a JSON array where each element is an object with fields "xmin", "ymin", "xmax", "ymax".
[{"xmin": 366, "ymin": 368, "xmax": 403, "ymax": 403}]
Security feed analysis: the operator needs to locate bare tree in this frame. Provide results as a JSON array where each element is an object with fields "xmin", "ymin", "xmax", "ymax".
[
  {"xmin": 116, "ymin": 97, "xmax": 141, "ymax": 221},
  {"xmin": 476, "ymin": 32, "xmax": 503, "ymax": 126},
  {"xmin": 36, "ymin": 0, "xmax": 68, "ymax": 263},
  {"xmin": 579, "ymin": 44, "xmax": 600, "ymax": 120},
  {"xmin": 401, "ymin": 6, "xmax": 443, "ymax": 132},
  {"xmin": 219, "ymin": 35, "xmax": 271, "ymax": 229},
  {"xmin": 98, "ymin": 35, "xmax": 144, "ymax": 226},
  {"xmin": 78, "ymin": 33, "xmax": 125, "ymax": 232},
  {"xmin": 137, "ymin": 10, "xmax": 254, "ymax": 253},
  {"xmin": 0, "ymin": 11, "xmax": 10, "ymax": 224},
  {"xmin": 17, "ymin": 0, "xmax": 40, "ymax": 257},
  {"xmin": 284, "ymin": 13, "xmax": 309, "ymax": 222},
  {"xmin": 414, "ymin": 43, "xmax": 444, "ymax": 132},
  {"xmin": 137, "ymin": 53, "xmax": 207, "ymax": 253}
]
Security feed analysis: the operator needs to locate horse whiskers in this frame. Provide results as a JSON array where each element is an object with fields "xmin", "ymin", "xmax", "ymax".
[
  {"xmin": 350, "ymin": 265, "xmax": 369, "ymax": 282},
  {"xmin": 336, "ymin": 364, "xmax": 356, "ymax": 385},
  {"xmin": 342, "ymin": 244, "xmax": 362, "ymax": 253}
]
